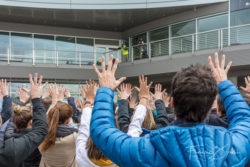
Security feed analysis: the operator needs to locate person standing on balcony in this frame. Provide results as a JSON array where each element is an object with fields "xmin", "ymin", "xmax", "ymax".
[
  {"xmin": 139, "ymin": 39, "xmax": 147, "ymax": 59},
  {"xmin": 120, "ymin": 44, "xmax": 129, "ymax": 62}
]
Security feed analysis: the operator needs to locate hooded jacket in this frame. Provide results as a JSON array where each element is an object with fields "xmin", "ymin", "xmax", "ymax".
[
  {"xmin": 0, "ymin": 98, "xmax": 48, "ymax": 167},
  {"xmin": 90, "ymin": 80, "xmax": 250, "ymax": 167},
  {"xmin": 4, "ymin": 121, "xmax": 41, "ymax": 167}
]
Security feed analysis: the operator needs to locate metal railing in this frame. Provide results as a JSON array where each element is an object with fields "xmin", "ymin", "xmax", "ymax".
[
  {"xmin": 1, "ymin": 23, "xmax": 250, "ymax": 66},
  {"xmin": 147, "ymin": 23, "xmax": 250, "ymax": 59}
]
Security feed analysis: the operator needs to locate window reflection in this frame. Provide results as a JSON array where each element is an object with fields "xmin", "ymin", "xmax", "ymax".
[
  {"xmin": 0, "ymin": 32, "xmax": 9, "ymax": 61},
  {"xmin": 34, "ymin": 34, "xmax": 55, "ymax": 64},
  {"xmin": 56, "ymin": 36, "xmax": 76, "ymax": 65},
  {"xmin": 77, "ymin": 38, "xmax": 94, "ymax": 65},
  {"xmin": 150, "ymin": 27, "xmax": 169, "ymax": 57},
  {"xmin": 11, "ymin": 33, "xmax": 33, "ymax": 63}
]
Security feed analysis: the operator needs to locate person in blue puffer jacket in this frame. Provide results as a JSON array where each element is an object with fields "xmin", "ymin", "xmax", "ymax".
[{"xmin": 90, "ymin": 53, "xmax": 250, "ymax": 167}]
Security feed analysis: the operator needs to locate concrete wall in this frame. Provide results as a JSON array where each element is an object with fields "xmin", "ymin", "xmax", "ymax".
[{"xmin": 0, "ymin": 21, "xmax": 122, "ymax": 39}]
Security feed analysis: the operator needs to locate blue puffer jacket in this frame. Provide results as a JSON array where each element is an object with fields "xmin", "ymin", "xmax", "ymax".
[{"xmin": 90, "ymin": 80, "xmax": 250, "ymax": 167}]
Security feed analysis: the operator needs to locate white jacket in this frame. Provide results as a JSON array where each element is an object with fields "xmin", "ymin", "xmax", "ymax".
[
  {"xmin": 76, "ymin": 107, "xmax": 115, "ymax": 167},
  {"xmin": 127, "ymin": 104, "xmax": 147, "ymax": 137}
]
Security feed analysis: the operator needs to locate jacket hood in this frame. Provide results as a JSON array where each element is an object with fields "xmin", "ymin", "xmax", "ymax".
[{"xmin": 150, "ymin": 125, "xmax": 232, "ymax": 167}]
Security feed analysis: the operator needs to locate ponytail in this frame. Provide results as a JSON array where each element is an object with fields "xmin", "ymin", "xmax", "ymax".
[
  {"xmin": 40, "ymin": 102, "xmax": 73, "ymax": 152},
  {"xmin": 40, "ymin": 107, "xmax": 60, "ymax": 152}
]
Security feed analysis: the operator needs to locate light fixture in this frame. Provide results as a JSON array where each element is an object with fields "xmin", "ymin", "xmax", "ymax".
[{"xmin": 246, "ymin": 2, "xmax": 250, "ymax": 6}]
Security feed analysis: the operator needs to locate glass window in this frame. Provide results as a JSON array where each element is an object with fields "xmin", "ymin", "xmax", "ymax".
[
  {"xmin": 132, "ymin": 33, "xmax": 146, "ymax": 45},
  {"xmin": 34, "ymin": 34, "xmax": 55, "ymax": 64},
  {"xmin": 0, "ymin": 32, "xmax": 9, "ymax": 61},
  {"xmin": 11, "ymin": 33, "xmax": 33, "ymax": 63},
  {"xmin": 150, "ymin": 27, "xmax": 169, "ymax": 57},
  {"xmin": 198, "ymin": 14, "xmax": 228, "ymax": 32},
  {"xmin": 231, "ymin": 8, "xmax": 250, "ymax": 26},
  {"xmin": 231, "ymin": 8, "xmax": 250, "ymax": 45},
  {"xmin": 56, "ymin": 36, "xmax": 76, "ymax": 65},
  {"xmin": 171, "ymin": 20, "xmax": 195, "ymax": 37},
  {"xmin": 150, "ymin": 27, "xmax": 169, "ymax": 42},
  {"xmin": 77, "ymin": 38, "xmax": 94, "ymax": 65}
]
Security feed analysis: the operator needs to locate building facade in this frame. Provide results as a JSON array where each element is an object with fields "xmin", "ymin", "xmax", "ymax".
[{"xmin": 0, "ymin": 0, "xmax": 249, "ymax": 97}]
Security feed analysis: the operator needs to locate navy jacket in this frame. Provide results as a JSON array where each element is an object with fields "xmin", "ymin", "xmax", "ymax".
[{"xmin": 90, "ymin": 80, "xmax": 250, "ymax": 167}]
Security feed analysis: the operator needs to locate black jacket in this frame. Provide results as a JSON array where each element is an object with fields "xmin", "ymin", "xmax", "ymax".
[
  {"xmin": 117, "ymin": 99, "xmax": 134, "ymax": 133},
  {"xmin": 154, "ymin": 100, "xmax": 174, "ymax": 129},
  {"xmin": 67, "ymin": 97, "xmax": 81, "ymax": 123},
  {"xmin": 4, "ymin": 121, "xmax": 41, "ymax": 167},
  {"xmin": 1, "ymin": 96, "xmax": 12, "ymax": 124},
  {"xmin": 205, "ymin": 109, "xmax": 228, "ymax": 128},
  {"xmin": 0, "ymin": 98, "xmax": 48, "ymax": 167}
]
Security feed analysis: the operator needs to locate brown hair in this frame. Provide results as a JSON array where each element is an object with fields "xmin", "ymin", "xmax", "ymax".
[
  {"xmin": 171, "ymin": 65, "xmax": 217, "ymax": 122},
  {"xmin": 217, "ymin": 96, "xmax": 226, "ymax": 115},
  {"xmin": 43, "ymin": 97, "xmax": 52, "ymax": 109},
  {"xmin": 13, "ymin": 105, "xmax": 32, "ymax": 130},
  {"xmin": 86, "ymin": 104, "xmax": 118, "ymax": 160},
  {"xmin": 40, "ymin": 103, "xmax": 73, "ymax": 152}
]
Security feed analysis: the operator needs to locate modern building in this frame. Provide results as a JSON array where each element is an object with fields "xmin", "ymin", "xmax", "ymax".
[{"xmin": 0, "ymin": 0, "xmax": 249, "ymax": 98}]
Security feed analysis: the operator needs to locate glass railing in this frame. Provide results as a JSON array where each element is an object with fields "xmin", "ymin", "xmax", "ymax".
[
  {"xmin": 147, "ymin": 23, "xmax": 250, "ymax": 59},
  {"xmin": 0, "ymin": 23, "xmax": 250, "ymax": 66}
]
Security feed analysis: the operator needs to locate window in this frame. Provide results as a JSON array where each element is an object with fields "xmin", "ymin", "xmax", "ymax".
[
  {"xmin": 56, "ymin": 36, "xmax": 76, "ymax": 65},
  {"xmin": 150, "ymin": 27, "xmax": 169, "ymax": 57},
  {"xmin": 77, "ymin": 38, "xmax": 94, "ymax": 65},
  {"xmin": 171, "ymin": 20, "xmax": 195, "ymax": 37},
  {"xmin": 34, "ymin": 34, "xmax": 55, "ymax": 64},
  {"xmin": 0, "ymin": 32, "xmax": 9, "ymax": 61},
  {"xmin": 198, "ymin": 14, "xmax": 228, "ymax": 32},
  {"xmin": 11, "ymin": 33, "xmax": 33, "ymax": 63}
]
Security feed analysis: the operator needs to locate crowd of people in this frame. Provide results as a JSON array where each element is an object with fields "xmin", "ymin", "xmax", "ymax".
[{"xmin": 0, "ymin": 52, "xmax": 249, "ymax": 167}]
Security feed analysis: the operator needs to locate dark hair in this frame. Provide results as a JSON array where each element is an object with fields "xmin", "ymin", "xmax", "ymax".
[
  {"xmin": 40, "ymin": 103, "xmax": 73, "ymax": 152},
  {"xmin": 171, "ymin": 64, "xmax": 217, "ymax": 122},
  {"xmin": 43, "ymin": 97, "xmax": 52, "ymax": 109},
  {"xmin": 13, "ymin": 105, "xmax": 32, "ymax": 130}
]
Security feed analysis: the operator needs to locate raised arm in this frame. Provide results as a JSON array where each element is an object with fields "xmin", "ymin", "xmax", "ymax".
[
  {"xmin": 0, "ymin": 73, "xmax": 48, "ymax": 166},
  {"xmin": 1, "ymin": 80, "xmax": 12, "ymax": 123},
  {"xmin": 76, "ymin": 80, "xmax": 97, "ymax": 166},
  {"xmin": 117, "ymin": 83, "xmax": 133, "ymax": 133},
  {"xmin": 90, "ymin": 56, "xmax": 167, "ymax": 167},
  {"xmin": 208, "ymin": 53, "xmax": 250, "ymax": 163}
]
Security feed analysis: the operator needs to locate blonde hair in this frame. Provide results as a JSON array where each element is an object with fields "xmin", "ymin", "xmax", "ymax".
[{"xmin": 13, "ymin": 105, "xmax": 32, "ymax": 130}]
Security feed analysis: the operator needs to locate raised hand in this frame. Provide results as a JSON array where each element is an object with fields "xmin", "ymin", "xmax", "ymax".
[
  {"xmin": 154, "ymin": 84, "xmax": 166, "ymax": 100},
  {"xmin": 240, "ymin": 76, "xmax": 250, "ymax": 93},
  {"xmin": 0, "ymin": 79, "xmax": 10, "ymax": 97},
  {"xmin": 208, "ymin": 53, "xmax": 232, "ymax": 84},
  {"xmin": 57, "ymin": 84, "xmax": 65, "ymax": 101},
  {"xmin": 136, "ymin": 75, "xmax": 153, "ymax": 100},
  {"xmin": 82, "ymin": 80, "xmax": 96, "ymax": 106},
  {"xmin": 16, "ymin": 85, "xmax": 30, "ymax": 103},
  {"xmin": 64, "ymin": 88, "xmax": 71, "ymax": 98},
  {"xmin": 162, "ymin": 92, "xmax": 170, "ymax": 107},
  {"xmin": 48, "ymin": 83, "xmax": 58, "ymax": 105},
  {"xmin": 129, "ymin": 95, "xmax": 138, "ymax": 109},
  {"xmin": 117, "ymin": 83, "xmax": 133, "ymax": 100},
  {"xmin": 42, "ymin": 88, "xmax": 50, "ymax": 98},
  {"xmin": 29, "ymin": 73, "xmax": 48, "ymax": 99},
  {"xmin": 93, "ymin": 55, "xmax": 126, "ymax": 90}
]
